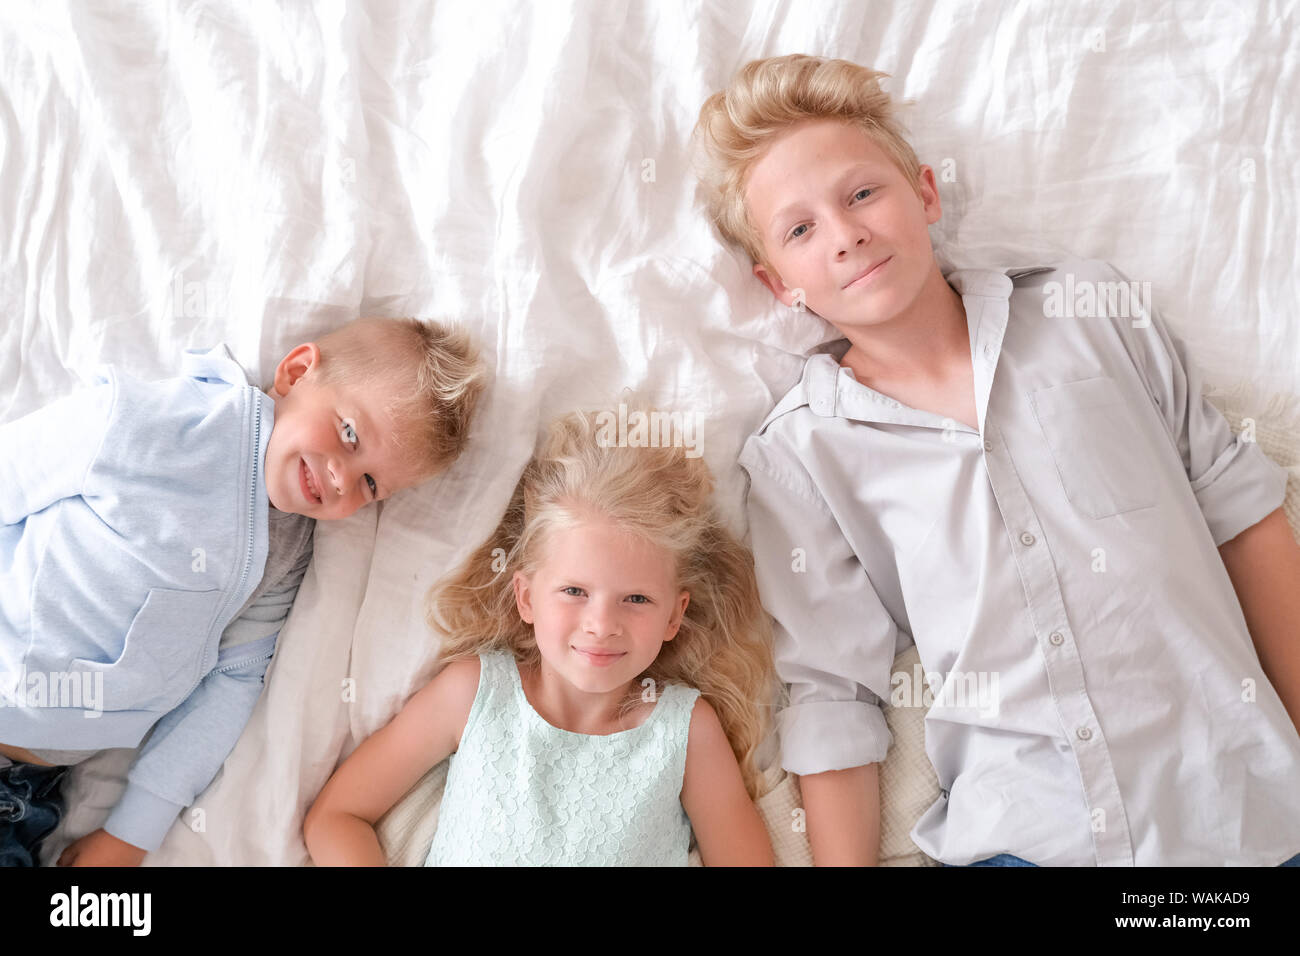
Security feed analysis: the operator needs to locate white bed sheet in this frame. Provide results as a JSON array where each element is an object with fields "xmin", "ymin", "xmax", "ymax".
[{"xmin": 0, "ymin": 0, "xmax": 1294, "ymax": 865}]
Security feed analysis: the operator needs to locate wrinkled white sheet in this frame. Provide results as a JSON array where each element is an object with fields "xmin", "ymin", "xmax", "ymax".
[{"xmin": 0, "ymin": 0, "xmax": 1294, "ymax": 865}]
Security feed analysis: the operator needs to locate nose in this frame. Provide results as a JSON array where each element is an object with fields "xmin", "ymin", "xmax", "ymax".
[
  {"xmin": 833, "ymin": 210, "xmax": 869, "ymax": 257},
  {"xmin": 324, "ymin": 456, "xmax": 357, "ymax": 497},
  {"xmin": 582, "ymin": 596, "xmax": 622, "ymax": 638}
]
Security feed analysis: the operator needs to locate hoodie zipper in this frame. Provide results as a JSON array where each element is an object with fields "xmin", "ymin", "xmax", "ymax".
[
  {"xmin": 177, "ymin": 390, "xmax": 262, "ymax": 703},
  {"xmin": 211, "ymin": 648, "xmax": 271, "ymax": 676}
]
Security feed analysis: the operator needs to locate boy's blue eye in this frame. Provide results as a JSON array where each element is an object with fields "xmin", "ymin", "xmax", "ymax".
[
  {"xmin": 365, "ymin": 475, "xmax": 377, "ymax": 496},
  {"xmin": 627, "ymin": 594, "xmax": 649, "ymax": 604},
  {"xmin": 562, "ymin": 586, "xmax": 584, "ymax": 597},
  {"xmin": 853, "ymin": 187, "xmax": 873, "ymax": 201},
  {"xmin": 341, "ymin": 421, "xmax": 358, "ymax": 444},
  {"xmin": 790, "ymin": 223, "xmax": 809, "ymax": 240}
]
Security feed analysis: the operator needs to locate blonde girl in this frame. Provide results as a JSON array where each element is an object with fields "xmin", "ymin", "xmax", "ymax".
[{"xmin": 304, "ymin": 407, "xmax": 777, "ymax": 865}]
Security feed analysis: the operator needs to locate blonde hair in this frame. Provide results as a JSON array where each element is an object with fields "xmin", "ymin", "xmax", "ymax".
[
  {"xmin": 692, "ymin": 54, "xmax": 922, "ymax": 270},
  {"xmin": 314, "ymin": 316, "xmax": 487, "ymax": 477},
  {"xmin": 427, "ymin": 407, "xmax": 776, "ymax": 800}
]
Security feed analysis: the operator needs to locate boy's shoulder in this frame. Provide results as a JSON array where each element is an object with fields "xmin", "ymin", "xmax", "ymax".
[
  {"xmin": 110, "ymin": 343, "xmax": 259, "ymax": 425},
  {"xmin": 106, "ymin": 344, "xmax": 253, "ymax": 401},
  {"xmin": 84, "ymin": 343, "xmax": 271, "ymax": 573},
  {"xmin": 738, "ymin": 261, "xmax": 1121, "ymax": 463},
  {"xmin": 746, "ymin": 265, "xmax": 1066, "ymax": 434},
  {"xmin": 72, "ymin": 344, "xmax": 256, "ymax": 440}
]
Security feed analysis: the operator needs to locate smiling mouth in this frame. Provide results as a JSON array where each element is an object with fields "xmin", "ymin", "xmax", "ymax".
[
  {"xmin": 843, "ymin": 256, "xmax": 892, "ymax": 289},
  {"xmin": 573, "ymin": 647, "xmax": 625, "ymax": 666},
  {"xmin": 300, "ymin": 458, "xmax": 322, "ymax": 504}
]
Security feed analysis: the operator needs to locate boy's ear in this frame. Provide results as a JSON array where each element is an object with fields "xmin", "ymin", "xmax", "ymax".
[
  {"xmin": 753, "ymin": 261, "xmax": 800, "ymax": 308},
  {"xmin": 271, "ymin": 343, "xmax": 321, "ymax": 398},
  {"xmin": 916, "ymin": 164, "xmax": 943, "ymax": 225}
]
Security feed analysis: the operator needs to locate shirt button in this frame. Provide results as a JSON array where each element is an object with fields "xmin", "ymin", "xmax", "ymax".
[
  {"xmin": 983, "ymin": 439, "xmax": 993, "ymax": 452},
  {"xmin": 984, "ymin": 344, "xmax": 996, "ymax": 359},
  {"xmin": 1049, "ymin": 631, "xmax": 1064, "ymax": 645},
  {"xmin": 1077, "ymin": 726, "xmax": 1092, "ymax": 740},
  {"xmin": 1020, "ymin": 531, "xmax": 1036, "ymax": 546}
]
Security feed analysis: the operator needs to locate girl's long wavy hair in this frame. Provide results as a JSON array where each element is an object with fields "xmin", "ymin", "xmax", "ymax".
[{"xmin": 427, "ymin": 407, "xmax": 776, "ymax": 800}]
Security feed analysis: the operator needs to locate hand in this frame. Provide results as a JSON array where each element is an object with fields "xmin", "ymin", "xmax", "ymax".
[{"xmin": 57, "ymin": 828, "xmax": 148, "ymax": 867}]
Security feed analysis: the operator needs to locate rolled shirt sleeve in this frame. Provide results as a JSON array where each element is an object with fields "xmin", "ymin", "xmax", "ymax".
[
  {"xmin": 740, "ymin": 434, "xmax": 899, "ymax": 776},
  {"xmin": 1104, "ymin": 261, "xmax": 1288, "ymax": 546}
]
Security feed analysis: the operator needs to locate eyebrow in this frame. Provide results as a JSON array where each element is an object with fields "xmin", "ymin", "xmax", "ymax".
[{"xmin": 767, "ymin": 162, "xmax": 888, "ymax": 236}]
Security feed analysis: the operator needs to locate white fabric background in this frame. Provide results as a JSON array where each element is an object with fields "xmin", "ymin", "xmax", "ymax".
[{"xmin": 0, "ymin": 0, "xmax": 1293, "ymax": 864}]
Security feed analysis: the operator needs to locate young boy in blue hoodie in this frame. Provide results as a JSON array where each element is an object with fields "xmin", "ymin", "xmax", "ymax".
[
  {"xmin": 0, "ymin": 316, "xmax": 486, "ymax": 866},
  {"xmin": 692, "ymin": 54, "xmax": 1300, "ymax": 866}
]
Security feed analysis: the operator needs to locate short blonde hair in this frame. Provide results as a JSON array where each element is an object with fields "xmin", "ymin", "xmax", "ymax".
[
  {"xmin": 314, "ymin": 316, "xmax": 487, "ymax": 478},
  {"xmin": 427, "ymin": 407, "xmax": 777, "ymax": 800},
  {"xmin": 691, "ymin": 54, "xmax": 922, "ymax": 270}
]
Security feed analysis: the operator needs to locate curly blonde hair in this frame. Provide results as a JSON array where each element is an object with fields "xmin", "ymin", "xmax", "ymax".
[
  {"xmin": 314, "ymin": 316, "xmax": 487, "ymax": 478},
  {"xmin": 427, "ymin": 407, "xmax": 776, "ymax": 800},
  {"xmin": 691, "ymin": 54, "xmax": 921, "ymax": 271}
]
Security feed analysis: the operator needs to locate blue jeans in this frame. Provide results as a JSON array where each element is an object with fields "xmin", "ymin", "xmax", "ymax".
[
  {"xmin": 945, "ymin": 852, "xmax": 1300, "ymax": 867},
  {"xmin": 0, "ymin": 761, "xmax": 69, "ymax": 867}
]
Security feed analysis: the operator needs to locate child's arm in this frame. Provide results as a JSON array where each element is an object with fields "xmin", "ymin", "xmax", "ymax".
[
  {"xmin": 303, "ymin": 657, "xmax": 480, "ymax": 866},
  {"xmin": 1096, "ymin": 261, "xmax": 1298, "ymax": 730},
  {"xmin": 1218, "ymin": 507, "xmax": 1300, "ymax": 735},
  {"xmin": 680, "ymin": 698, "xmax": 774, "ymax": 866},
  {"xmin": 0, "ymin": 378, "xmax": 112, "ymax": 523},
  {"xmin": 738, "ymin": 439, "xmax": 898, "ymax": 867},
  {"xmin": 61, "ymin": 535, "xmax": 316, "ymax": 864},
  {"xmin": 798, "ymin": 764, "xmax": 881, "ymax": 866},
  {"xmin": 71, "ymin": 637, "xmax": 283, "ymax": 862}
]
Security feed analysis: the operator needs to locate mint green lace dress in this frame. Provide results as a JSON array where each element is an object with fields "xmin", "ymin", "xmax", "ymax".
[{"xmin": 424, "ymin": 649, "xmax": 700, "ymax": 866}]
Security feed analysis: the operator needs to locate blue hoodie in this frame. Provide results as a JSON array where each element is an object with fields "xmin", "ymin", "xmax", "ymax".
[{"xmin": 0, "ymin": 346, "xmax": 279, "ymax": 851}]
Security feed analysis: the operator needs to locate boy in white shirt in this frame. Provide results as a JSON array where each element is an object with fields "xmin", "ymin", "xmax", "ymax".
[{"xmin": 691, "ymin": 54, "xmax": 1300, "ymax": 866}]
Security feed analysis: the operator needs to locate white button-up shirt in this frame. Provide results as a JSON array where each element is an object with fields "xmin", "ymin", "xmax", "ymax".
[{"xmin": 738, "ymin": 258, "xmax": 1300, "ymax": 866}]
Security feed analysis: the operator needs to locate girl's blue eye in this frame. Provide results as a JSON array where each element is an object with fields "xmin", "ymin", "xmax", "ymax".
[
  {"xmin": 853, "ymin": 187, "xmax": 873, "ymax": 201},
  {"xmin": 562, "ymin": 586, "xmax": 584, "ymax": 596},
  {"xmin": 341, "ymin": 421, "xmax": 358, "ymax": 444},
  {"xmin": 365, "ymin": 475, "xmax": 377, "ymax": 496},
  {"xmin": 790, "ymin": 223, "xmax": 809, "ymax": 240},
  {"xmin": 626, "ymin": 594, "xmax": 649, "ymax": 604}
]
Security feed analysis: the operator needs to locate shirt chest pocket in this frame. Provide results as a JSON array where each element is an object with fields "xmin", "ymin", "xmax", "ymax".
[
  {"xmin": 1030, "ymin": 376, "xmax": 1157, "ymax": 519},
  {"xmin": 66, "ymin": 587, "xmax": 223, "ymax": 713}
]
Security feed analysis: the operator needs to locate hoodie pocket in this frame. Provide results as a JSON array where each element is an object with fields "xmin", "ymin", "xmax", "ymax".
[
  {"xmin": 1030, "ymin": 376, "xmax": 1157, "ymax": 519},
  {"xmin": 66, "ymin": 588, "xmax": 222, "ymax": 713}
]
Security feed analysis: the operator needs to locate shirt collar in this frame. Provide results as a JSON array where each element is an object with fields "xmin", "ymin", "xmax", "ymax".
[
  {"xmin": 800, "ymin": 266, "xmax": 1022, "ymax": 430},
  {"xmin": 181, "ymin": 344, "xmax": 253, "ymax": 387}
]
